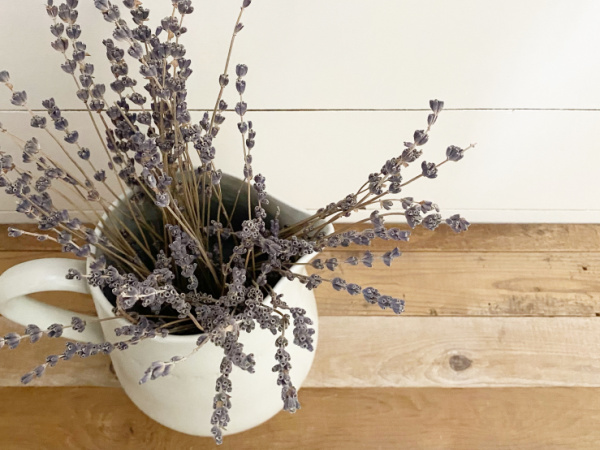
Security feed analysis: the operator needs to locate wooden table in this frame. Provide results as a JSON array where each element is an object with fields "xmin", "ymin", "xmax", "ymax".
[{"xmin": 0, "ymin": 224, "xmax": 599, "ymax": 449}]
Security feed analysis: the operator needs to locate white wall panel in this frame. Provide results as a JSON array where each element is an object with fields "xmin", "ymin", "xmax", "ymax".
[
  {"xmin": 0, "ymin": 1, "xmax": 598, "ymax": 223},
  {"xmin": 0, "ymin": 1, "xmax": 598, "ymax": 110},
  {"xmin": 0, "ymin": 109, "xmax": 598, "ymax": 223}
]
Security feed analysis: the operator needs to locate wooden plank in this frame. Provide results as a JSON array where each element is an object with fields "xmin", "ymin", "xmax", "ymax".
[
  {"xmin": 3, "ymin": 247, "xmax": 599, "ymax": 317},
  {"xmin": 2, "ymin": 317, "xmax": 600, "ymax": 388},
  {"xmin": 0, "ymin": 387, "xmax": 599, "ymax": 448},
  {"xmin": 1, "ymin": 224, "xmax": 599, "ymax": 253},
  {"xmin": 312, "ymin": 251, "xmax": 600, "ymax": 316},
  {"xmin": 331, "ymin": 223, "xmax": 600, "ymax": 253}
]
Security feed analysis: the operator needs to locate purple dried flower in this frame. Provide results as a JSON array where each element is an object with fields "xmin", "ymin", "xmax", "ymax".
[
  {"xmin": 423, "ymin": 213, "xmax": 443, "ymax": 230},
  {"xmin": 47, "ymin": 323, "xmax": 64, "ymax": 338},
  {"xmin": 71, "ymin": 317, "xmax": 86, "ymax": 333},
  {"xmin": 25, "ymin": 324, "xmax": 43, "ymax": 344},
  {"xmin": 236, "ymin": 79, "xmax": 246, "ymax": 95},
  {"xmin": 413, "ymin": 130, "xmax": 429, "ymax": 146},
  {"xmin": 10, "ymin": 91, "xmax": 27, "ymax": 106},
  {"xmin": 361, "ymin": 251, "xmax": 374, "ymax": 268},
  {"xmin": 405, "ymin": 204, "xmax": 422, "ymax": 229},
  {"xmin": 421, "ymin": 161, "xmax": 438, "ymax": 179},
  {"xmin": 64, "ymin": 131, "xmax": 79, "ymax": 144},
  {"xmin": 50, "ymin": 22, "xmax": 64, "ymax": 37},
  {"xmin": 331, "ymin": 277, "xmax": 346, "ymax": 291},
  {"xmin": 0, "ymin": 71, "xmax": 9, "ymax": 82},
  {"xmin": 446, "ymin": 145, "xmax": 465, "ymax": 162},
  {"xmin": 21, "ymin": 371, "xmax": 35, "ymax": 385},
  {"xmin": 446, "ymin": 214, "xmax": 470, "ymax": 233},
  {"xmin": 429, "ymin": 99, "xmax": 444, "ymax": 114},
  {"xmin": 7, "ymin": 227, "xmax": 23, "ymax": 238},
  {"xmin": 344, "ymin": 256, "xmax": 359, "ymax": 265},
  {"xmin": 236, "ymin": 64, "xmax": 248, "ymax": 77},
  {"xmin": 346, "ymin": 283, "xmax": 361, "ymax": 295},
  {"xmin": 51, "ymin": 37, "xmax": 68, "ymax": 52},
  {"xmin": 382, "ymin": 248, "xmax": 401, "ymax": 266},
  {"xmin": 46, "ymin": 355, "xmax": 59, "ymax": 367},
  {"xmin": 362, "ymin": 287, "xmax": 380, "ymax": 304},
  {"xmin": 235, "ymin": 101, "xmax": 247, "ymax": 116},
  {"xmin": 4, "ymin": 332, "xmax": 21, "ymax": 350}
]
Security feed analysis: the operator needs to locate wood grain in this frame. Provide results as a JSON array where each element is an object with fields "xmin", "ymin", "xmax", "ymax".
[
  {"xmin": 3, "ymin": 317, "xmax": 599, "ymax": 388},
  {"xmin": 0, "ymin": 387, "xmax": 599, "ymax": 449},
  {"xmin": 2, "ymin": 228, "xmax": 599, "ymax": 318},
  {"xmin": 3, "ymin": 223, "xmax": 599, "ymax": 252},
  {"xmin": 312, "ymin": 251, "xmax": 600, "ymax": 316}
]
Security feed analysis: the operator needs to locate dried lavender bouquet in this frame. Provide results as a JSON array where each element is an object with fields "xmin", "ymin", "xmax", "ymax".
[{"xmin": 0, "ymin": 0, "xmax": 473, "ymax": 444}]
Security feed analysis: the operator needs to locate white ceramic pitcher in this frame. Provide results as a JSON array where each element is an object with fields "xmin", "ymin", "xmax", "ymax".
[{"xmin": 0, "ymin": 173, "xmax": 332, "ymax": 437}]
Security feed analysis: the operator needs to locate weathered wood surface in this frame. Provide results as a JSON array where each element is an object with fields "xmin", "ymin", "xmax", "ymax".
[
  {"xmin": 0, "ymin": 387, "xmax": 599, "ymax": 449},
  {"xmin": 1, "ymin": 223, "xmax": 599, "ymax": 252},
  {"xmin": 0, "ymin": 224, "xmax": 598, "ymax": 447},
  {"xmin": 3, "ymin": 316, "xmax": 599, "ymax": 388}
]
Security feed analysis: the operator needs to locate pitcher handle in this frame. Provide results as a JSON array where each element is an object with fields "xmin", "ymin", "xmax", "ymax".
[{"xmin": 0, "ymin": 258, "xmax": 104, "ymax": 343}]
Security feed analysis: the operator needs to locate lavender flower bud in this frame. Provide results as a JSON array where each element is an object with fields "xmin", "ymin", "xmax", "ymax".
[
  {"xmin": 429, "ymin": 99, "xmax": 444, "ymax": 114},
  {"xmin": 51, "ymin": 37, "xmax": 68, "ymax": 53},
  {"xmin": 60, "ymin": 60, "xmax": 77, "ymax": 74},
  {"xmin": 7, "ymin": 227, "xmax": 23, "ymax": 238},
  {"xmin": 331, "ymin": 277, "xmax": 347, "ymax": 291},
  {"xmin": 346, "ymin": 283, "xmax": 361, "ymax": 295},
  {"xmin": 382, "ymin": 248, "xmax": 402, "ymax": 266},
  {"xmin": 25, "ymin": 324, "xmax": 43, "ymax": 344},
  {"xmin": 235, "ymin": 64, "xmax": 248, "ymax": 77},
  {"xmin": 71, "ymin": 317, "xmax": 86, "ymax": 333},
  {"xmin": 236, "ymin": 79, "xmax": 246, "ymax": 94},
  {"xmin": 10, "ymin": 91, "xmax": 27, "ymax": 106},
  {"xmin": 421, "ymin": 161, "xmax": 438, "ymax": 179},
  {"xmin": 46, "ymin": 355, "xmax": 59, "ymax": 367},
  {"xmin": 234, "ymin": 23, "xmax": 244, "ymax": 33},
  {"xmin": 50, "ymin": 23, "xmax": 64, "ymax": 37},
  {"xmin": 423, "ymin": 213, "xmax": 442, "ymax": 230},
  {"xmin": 446, "ymin": 145, "xmax": 464, "ymax": 162},
  {"xmin": 4, "ymin": 332, "xmax": 21, "ymax": 349},
  {"xmin": 94, "ymin": 170, "xmax": 106, "ymax": 182},
  {"xmin": 30, "ymin": 116, "xmax": 47, "ymax": 129},
  {"xmin": 243, "ymin": 0, "xmax": 252, "ymax": 7},
  {"xmin": 0, "ymin": 71, "xmax": 9, "ymax": 82},
  {"xmin": 446, "ymin": 214, "xmax": 470, "ymax": 233},
  {"xmin": 344, "ymin": 256, "xmax": 359, "ymax": 266},
  {"xmin": 155, "ymin": 193, "xmax": 169, "ymax": 208},
  {"xmin": 235, "ymin": 102, "xmax": 247, "ymax": 116},
  {"xmin": 46, "ymin": 3, "xmax": 58, "ymax": 17},
  {"xmin": 237, "ymin": 122, "xmax": 248, "ymax": 133},
  {"xmin": 413, "ymin": 130, "xmax": 429, "ymax": 146},
  {"xmin": 218, "ymin": 74, "xmax": 229, "ymax": 87},
  {"xmin": 47, "ymin": 323, "xmax": 63, "ymax": 338},
  {"xmin": 64, "ymin": 131, "xmax": 79, "ymax": 144},
  {"xmin": 128, "ymin": 43, "xmax": 144, "ymax": 59},
  {"xmin": 66, "ymin": 25, "xmax": 81, "ymax": 40},
  {"xmin": 76, "ymin": 89, "xmax": 89, "ymax": 102},
  {"xmin": 21, "ymin": 372, "xmax": 35, "ymax": 385}
]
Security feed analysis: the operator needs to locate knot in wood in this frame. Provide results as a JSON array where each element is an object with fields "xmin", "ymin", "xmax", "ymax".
[{"xmin": 449, "ymin": 354, "xmax": 472, "ymax": 371}]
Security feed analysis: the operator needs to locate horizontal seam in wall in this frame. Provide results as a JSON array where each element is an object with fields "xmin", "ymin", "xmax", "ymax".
[{"xmin": 0, "ymin": 108, "xmax": 599, "ymax": 113}]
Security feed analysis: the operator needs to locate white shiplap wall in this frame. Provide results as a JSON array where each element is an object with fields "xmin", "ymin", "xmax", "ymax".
[{"xmin": 0, "ymin": 0, "xmax": 598, "ymax": 223}]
